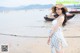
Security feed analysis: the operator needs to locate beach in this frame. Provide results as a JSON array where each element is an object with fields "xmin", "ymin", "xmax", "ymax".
[{"xmin": 0, "ymin": 10, "xmax": 80, "ymax": 53}]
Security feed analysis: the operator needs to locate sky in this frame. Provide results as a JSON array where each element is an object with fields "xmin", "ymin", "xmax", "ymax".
[{"xmin": 0, "ymin": 0, "xmax": 56, "ymax": 7}]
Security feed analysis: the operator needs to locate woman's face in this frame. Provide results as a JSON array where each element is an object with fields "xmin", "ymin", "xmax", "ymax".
[{"xmin": 56, "ymin": 7, "xmax": 62, "ymax": 15}]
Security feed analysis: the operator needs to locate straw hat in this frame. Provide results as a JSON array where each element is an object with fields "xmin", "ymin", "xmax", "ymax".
[{"xmin": 51, "ymin": 4, "xmax": 68, "ymax": 13}]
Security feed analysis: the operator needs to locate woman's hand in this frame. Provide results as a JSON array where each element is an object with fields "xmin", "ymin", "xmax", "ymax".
[
  {"xmin": 48, "ymin": 13, "xmax": 55, "ymax": 19},
  {"xmin": 47, "ymin": 37, "xmax": 51, "ymax": 45}
]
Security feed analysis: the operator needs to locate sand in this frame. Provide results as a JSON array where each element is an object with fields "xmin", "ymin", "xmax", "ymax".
[{"xmin": 0, "ymin": 14, "xmax": 80, "ymax": 53}]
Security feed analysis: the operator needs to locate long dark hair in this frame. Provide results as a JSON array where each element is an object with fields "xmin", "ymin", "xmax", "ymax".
[{"xmin": 52, "ymin": 7, "xmax": 67, "ymax": 26}]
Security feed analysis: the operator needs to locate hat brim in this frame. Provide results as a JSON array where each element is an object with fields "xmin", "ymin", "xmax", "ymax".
[{"xmin": 51, "ymin": 4, "xmax": 68, "ymax": 13}]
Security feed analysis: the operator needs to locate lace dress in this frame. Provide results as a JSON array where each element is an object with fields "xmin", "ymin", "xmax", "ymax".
[{"xmin": 50, "ymin": 16, "xmax": 68, "ymax": 53}]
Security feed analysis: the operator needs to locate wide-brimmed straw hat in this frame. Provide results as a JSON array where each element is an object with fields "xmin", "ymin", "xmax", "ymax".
[{"xmin": 51, "ymin": 4, "xmax": 68, "ymax": 13}]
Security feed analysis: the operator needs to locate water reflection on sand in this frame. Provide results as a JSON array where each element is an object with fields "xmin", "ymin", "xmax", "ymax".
[{"xmin": 0, "ymin": 9, "xmax": 52, "ymax": 37}]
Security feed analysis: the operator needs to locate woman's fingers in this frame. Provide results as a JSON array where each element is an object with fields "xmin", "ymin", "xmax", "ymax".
[
  {"xmin": 47, "ymin": 41, "xmax": 49, "ymax": 45},
  {"xmin": 47, "ymin": 39, "xmax": 50, "ymax": 45}
]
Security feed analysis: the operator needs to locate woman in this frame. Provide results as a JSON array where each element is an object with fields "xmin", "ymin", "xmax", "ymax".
[{"xmin": 47, "ymin": 4, "xmax": 68, "ymax": 53}]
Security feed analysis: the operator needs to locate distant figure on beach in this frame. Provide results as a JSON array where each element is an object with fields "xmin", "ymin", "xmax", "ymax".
[{"xmin": 47, "ymin": 4, "xmax": 68, "ymax": 53}]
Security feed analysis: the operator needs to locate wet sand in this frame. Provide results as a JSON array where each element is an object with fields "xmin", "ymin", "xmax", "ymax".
[
  {"xmin": 0, "ymin": 36, "xmax": 80, "ymax": 53},
  {"xmin": 0, "ymin": 10, "xmax": 80, "ymax": 53}
]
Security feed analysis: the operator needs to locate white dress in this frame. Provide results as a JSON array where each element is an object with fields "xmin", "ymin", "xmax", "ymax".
[{"xmin": 50, "ymin": 16, "xmax": 68, "ymax": 53}]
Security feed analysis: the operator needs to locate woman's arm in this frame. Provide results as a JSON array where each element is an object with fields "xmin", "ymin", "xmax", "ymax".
[
  {"xmin": 48, "ymin": 13, "xmax": 55, "ymax": 19},
  {"xmin": 49, "ymin": 23, "xmax": 59, "ymax": 38},
  {"xmin": 47, "ymin": 15, "xmax": 64, "ymax": 45},
  {"xmin": 47, "ymin": 25, "xmax": 58, "ymax": 45},
  {"xmin": 49, "ymin": 16, "xmax": 64, "ymax": 38}
]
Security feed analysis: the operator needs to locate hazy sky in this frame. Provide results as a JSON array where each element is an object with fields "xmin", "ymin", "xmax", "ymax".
[{"xmin": 0, "ymin": 0, "xmax": 56, "ymax": 7}]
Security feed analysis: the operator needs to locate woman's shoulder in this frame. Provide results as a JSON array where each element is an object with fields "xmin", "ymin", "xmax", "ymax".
[
  {"xmin": 52, "ymin": 15, "xmax": 64, "ymax": 25},
  {"xmin": 58, "ymin": 15, "xmax": 64, "ymax": 21},
  {"xmin": 60, "ymin": 14, "xmax": 65, "ymax": 18}
]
